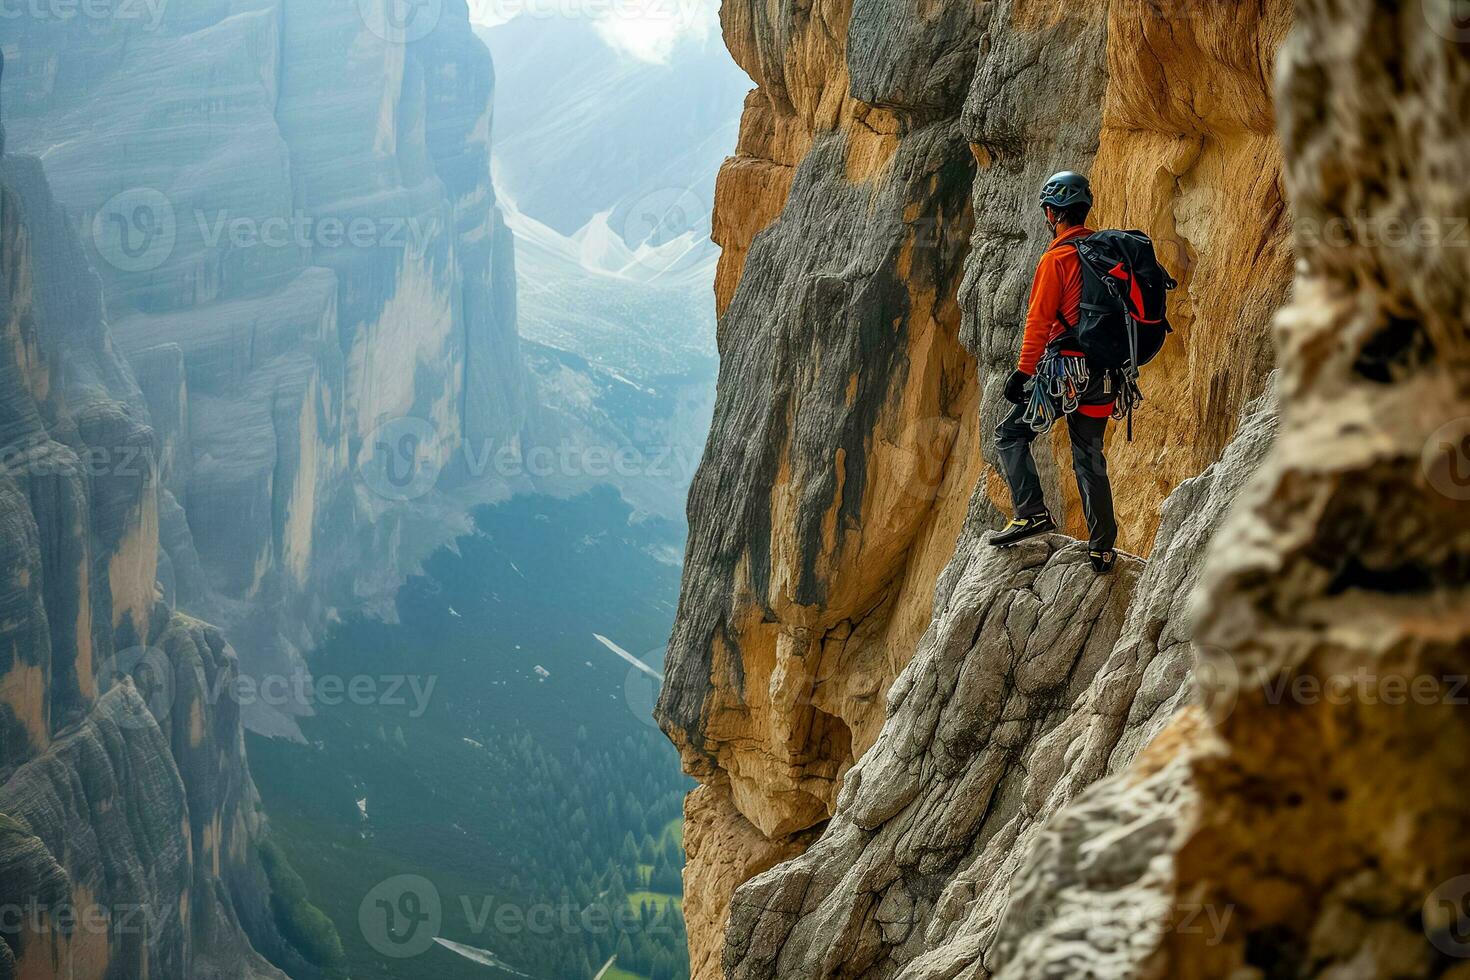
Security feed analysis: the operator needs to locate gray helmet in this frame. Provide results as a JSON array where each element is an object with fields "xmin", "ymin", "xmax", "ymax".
[{"xmin": 1039, "ymin": 171, "xmax": 1093, "ymax": 211}]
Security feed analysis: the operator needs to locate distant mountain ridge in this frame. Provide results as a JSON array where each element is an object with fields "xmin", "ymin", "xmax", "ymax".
[
  {"xmin": 478, "ymin": 12, "xmax": 748, "ymax": 243},
  {"xmin": 476, "ymin": 13, "xmax": 745, "ymax": 524}
]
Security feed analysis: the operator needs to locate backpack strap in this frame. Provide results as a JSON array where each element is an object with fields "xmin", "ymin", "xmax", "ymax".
[{"xmin": 1055, "ymin": 238, "xmax": 1090, "ymax": 330}]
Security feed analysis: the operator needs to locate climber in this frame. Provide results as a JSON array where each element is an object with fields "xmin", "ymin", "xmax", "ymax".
[{"xmin": 989, "ymin": 171, "xmax": 1119, "ymax": 574}]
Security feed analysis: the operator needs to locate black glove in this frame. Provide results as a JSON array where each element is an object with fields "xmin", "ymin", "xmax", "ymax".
[{"xmin": 1003, "ymin": 369, "xmax": 1032, "ymax": 405}]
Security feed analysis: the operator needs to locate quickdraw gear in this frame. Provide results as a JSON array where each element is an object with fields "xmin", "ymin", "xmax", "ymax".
[
  {"xmin": 1112, "ymin": 370, "xmax": 1144, "ymax": 441},
  {"xmin": 1021, "ymin": 349, "xmax": 1091, "ymax": 433}
]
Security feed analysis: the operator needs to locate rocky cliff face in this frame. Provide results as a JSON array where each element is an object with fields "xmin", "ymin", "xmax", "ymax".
[
  {"xmin": 2, "ymin": 0, "xmax": 532, "ymax": 731},
  {"xmin": 0, "ymin": 62, "xmax": 298, "ymax": 978},
  {"xmin": 721, "ymin": 387, "xmax": 1277, "ymax": 978},
  {"xmin": 662, "ymin": 0, "xmax": 1466, "ymax": 975},
  {"xmin": 996, "ymin": 2, "xmax": 1470, "ymax": 973}
]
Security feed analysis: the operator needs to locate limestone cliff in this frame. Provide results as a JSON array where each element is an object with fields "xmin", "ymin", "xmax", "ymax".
[
  {"xmin": 2, "ymin": 0, "xmax": 533, "ymax": 731},
  {"xmin": 722, "ymin": 386, "xmax": 1277, "ymax": 978},
  {"xmin": 660, "ymin": 0, "xmax": 1293, "ymax": 968},
  {"xmin": 662, "ymin": 0, "xmax": 1465, "ymax": 974},
  {"xmin": 990, "ymin": 3, "xmax": 1470, "ymax": 975},
  {"xmin": 0, "ymin": 61, "xmax": 299, "ymax": 978}
]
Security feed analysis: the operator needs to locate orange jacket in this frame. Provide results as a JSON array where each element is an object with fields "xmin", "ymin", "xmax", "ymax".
[{"xmin": 1018, "ymin": 225, "xmax": 1092, "ymax": 375}]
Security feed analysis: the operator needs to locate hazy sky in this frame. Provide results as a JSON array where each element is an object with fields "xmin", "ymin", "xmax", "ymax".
[{"xmin": 469, "ymin": 0, "xmax": 719, "ymax": 63}]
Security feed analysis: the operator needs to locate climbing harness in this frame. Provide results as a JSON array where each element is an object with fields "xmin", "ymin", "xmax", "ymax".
[{"xmin": 1022, "ymin": 345, "xmax": 1146, "ymax": 442}]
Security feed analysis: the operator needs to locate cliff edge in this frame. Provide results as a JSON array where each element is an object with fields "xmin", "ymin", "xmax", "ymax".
[{"xmin": 661, "ymin": 0, "xmax": 1468, "ymax": 976}]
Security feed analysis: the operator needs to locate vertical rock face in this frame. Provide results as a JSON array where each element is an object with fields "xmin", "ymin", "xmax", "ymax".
[
  {"xmin": 963, "ymin": 1, "xmax": 1293, "ymax": 548},
  {"xmin": 671, "ymin": 0, "xmax": 1470, "ymax": 975},
  {"xmin": 720, "ymin": 387, "xmax": 1276, "ymax": 979},
  {"xmin": 997, "ymin": 3, "xmax": 1470, "ymax": 976},
  {"xmin": 3, "ymin": 0, "xmax": 532, "ymax": 726},
  {"xmin": 664, "ymin": 0, "xmax": 986, "ymax": 858},
  {"xmin": 981, "ymin": 4, "xmax": 1470, "ymax": 975},
  {"xmin": 0, "ymin": 60, "xmax": 292, "ymax": 978},
  {"xmin": 662, "ymin": 0, "xmax": 1295, "ymax": 969}
]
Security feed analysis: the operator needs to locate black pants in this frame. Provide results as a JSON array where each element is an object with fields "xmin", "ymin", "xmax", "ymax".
[{"xmin": 995, "ymin": 402, "xmax": 1118, "ymax": 552}]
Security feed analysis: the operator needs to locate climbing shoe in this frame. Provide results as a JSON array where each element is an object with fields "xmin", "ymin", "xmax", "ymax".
[
  {"xmin": 1089, "ymin": 549, "xmax": 1117, "ymax": 574},
  {"xmin": 990, "ymin": 514, "xmax": 1056, "ymax": 547}
]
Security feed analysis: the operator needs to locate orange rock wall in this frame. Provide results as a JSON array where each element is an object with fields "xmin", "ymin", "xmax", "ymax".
[{"xmin": 666, "ymin": 0, "xmax": 1296, "ymax": 972}]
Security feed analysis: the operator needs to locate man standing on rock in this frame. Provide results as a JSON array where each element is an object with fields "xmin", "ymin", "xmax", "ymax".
[{"xmin": 989, "ymin": 171, "xmax": 1119, "ymax": 574}]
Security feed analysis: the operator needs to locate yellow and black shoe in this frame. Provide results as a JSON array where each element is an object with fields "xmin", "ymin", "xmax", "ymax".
[
  {"xmin": 990, "ymin": 514, "xmax": 1056, "ymax": 547},
  {"xmin": 1089, "ymin": 549, "xmax": 1118, "ymax": 574}
]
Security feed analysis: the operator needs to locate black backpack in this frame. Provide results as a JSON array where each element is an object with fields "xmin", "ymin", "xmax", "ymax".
[
  {"xmin": 1068, "ymin": 230, "xmax": 1176, "ymax": 370},
  {"xmin": 1063, "ymin": 230, "xmax": 1178, "ymax": 438}
]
